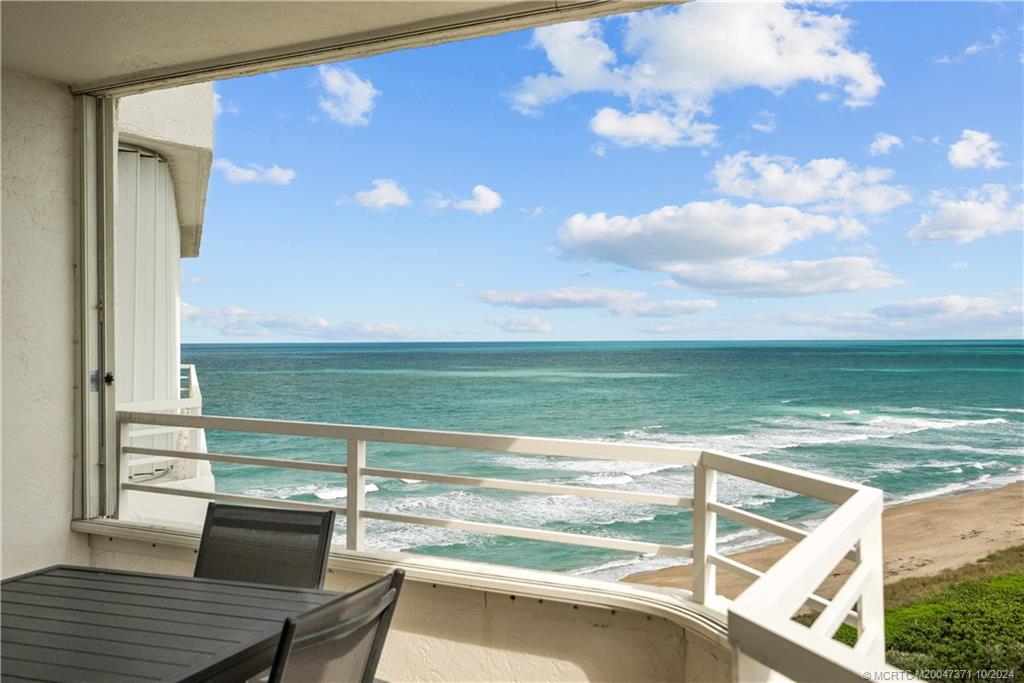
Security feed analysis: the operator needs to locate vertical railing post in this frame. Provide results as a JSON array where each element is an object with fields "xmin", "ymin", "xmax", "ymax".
[
  {"xmin": 857, "ymin": 514, "xmax": 886, "ymax": 662},
  {"xmin": 692, "ymin": 454, "xmax": 718, "ymax": 604},
  {"xmin": 346, "ymin": 439, "xmax": 366, "ymax": 550},
  {"xmin": 114, "ymin": 416, "xmax": 131, "ymax": 519}
]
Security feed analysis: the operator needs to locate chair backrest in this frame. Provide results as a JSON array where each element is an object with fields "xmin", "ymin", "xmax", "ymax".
[
  {"xmin": 194, "ymin": 502, "xmax": 336, "ymax": 589},
  {"xmin": 268, "ymin": 570, "xmax": 405, "ymax": 683}
]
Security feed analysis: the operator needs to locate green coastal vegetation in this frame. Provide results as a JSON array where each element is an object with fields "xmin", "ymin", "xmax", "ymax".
[{"xmin": 832, "ymin": 545, "xmax": 1024, "ymax": 673}]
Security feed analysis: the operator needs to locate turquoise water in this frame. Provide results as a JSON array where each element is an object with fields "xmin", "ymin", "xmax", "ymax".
[{"xmin": 182, "ymin": 341, "xmax": 1024, "ymax": 579}]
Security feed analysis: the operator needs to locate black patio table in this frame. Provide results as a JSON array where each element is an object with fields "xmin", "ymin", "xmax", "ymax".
[{"xmin": 0, "ymin": 564, "xmax": 339, "ymax": 682}]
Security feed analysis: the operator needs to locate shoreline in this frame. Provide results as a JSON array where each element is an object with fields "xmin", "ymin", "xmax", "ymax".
[{"xmin": 623, "ymin": 480, "xmax": 1024, "ymax": 597}]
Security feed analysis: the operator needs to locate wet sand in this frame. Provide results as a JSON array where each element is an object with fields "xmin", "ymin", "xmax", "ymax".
[{"xmin": 624, "ymin": 481, "xmax": 1024, "ymax": 599}]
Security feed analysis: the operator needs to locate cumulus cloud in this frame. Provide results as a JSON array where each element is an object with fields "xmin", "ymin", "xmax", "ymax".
[
  {"xmin": 948, "ymin": 129, "xmax": 1007, "ymax": 169},
  {"xmin": 433, "ymin": 186, "xmax": 503, "ymax": 214},
  {"xmin": 354, "ymin": 179, "xmax": 410, "ymax": 209},
  {"xmin": 182, "ymin": 303, "xmax": 427, "ymax": 340},
  {"xmin": 589, "ymin": 108, "xmax": 690, "ymax": 148},
  {"xmin": 868, "ymin": 132, "xmax": 902, "ymax": 156},
  {"xmin": 213, "ymin": 159, "xmax": 295, "ymax": 185},
  {"xmin": 749, "ymin": 111, "xmax": 777, "ymax": 134},
  {"xmin": 558, "ymin": 201, "xmax": 900, "ymax": 297},
  {"xmin": 486, "ymin": 315, "xmax": 553, "ymax": 334},
  {"xmin": 511, "ymin": 4, "xmax": 883, "ymax": 148},
  {"xmin": 479, "ymin": 286, "xmax": 716, "ymax": 317},
  {"xmin": 456, "ymin": 185, "xmax": 503, "ymax": 214},
  {"xmin": 909, "ymin": 184, "xmax": 1023, "ymax": 244},
  {"xmin": 712, "ymin": 152, "xmax": 911, "ymax": 215},
  {"xmin": 317, "ymin": 65, "xmax": 380, "ymax": 126}
]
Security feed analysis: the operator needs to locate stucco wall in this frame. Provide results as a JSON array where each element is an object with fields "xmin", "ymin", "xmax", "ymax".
[
  {"xmin": 89, "ymin": 535, "xmax": 733, "ymax": 682},
  {"xmin": 118, "ymin": 82, "xmax": 213, "ymax": 257},
  {"xmin": 1, "ymin": 68, "xmax": 90, "ymax": 577},
  {"xmin": 118, "ymin": 83, "xmax": 214, "ymax": 151}
]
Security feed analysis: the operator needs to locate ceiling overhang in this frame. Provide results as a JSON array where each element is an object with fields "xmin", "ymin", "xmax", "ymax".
[{"xmin": 2, "ymin": 1, "xmax": 672, "ymax": 96}]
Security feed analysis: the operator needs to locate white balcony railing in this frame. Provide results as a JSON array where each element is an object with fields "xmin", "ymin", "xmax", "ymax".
[{"xmin": 114, "ymin": 409, "xmax": 892, "ymax": 682}]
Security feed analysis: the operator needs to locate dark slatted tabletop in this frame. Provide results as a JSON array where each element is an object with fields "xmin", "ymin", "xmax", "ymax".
[{"xmin": 1, "ymin": 565, "xmax": 338, "ymax": 682}]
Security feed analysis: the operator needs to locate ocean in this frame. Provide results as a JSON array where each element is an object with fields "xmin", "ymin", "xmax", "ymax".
[{"xmin": 182, "ymin": 340, "xmax": 1024, "ymax": 580}]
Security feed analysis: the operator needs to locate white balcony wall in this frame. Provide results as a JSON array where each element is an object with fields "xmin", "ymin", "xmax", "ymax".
[{"xmin": 1, "ymin": 68, "xmax": 89, "ymax": 577}]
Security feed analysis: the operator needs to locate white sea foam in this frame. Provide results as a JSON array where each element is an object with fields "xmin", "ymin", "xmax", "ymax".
[
  {"xmin": 312, "ymin": 483, "xmax": 379, "ymax": 501},
  {"xmin": 244, "ymin": 482, "xmax": 379, "ymax": 501},
  {"xmin": 843, "ymin": 409, "xmax": 861, "ymax": 415},
  {"xmin": 579, "ymin": 474, "xmax": 635, "ymax": 486},
  {"xmin": 892, "ymin": 475, "xmax": 993, "ymax": 504}
]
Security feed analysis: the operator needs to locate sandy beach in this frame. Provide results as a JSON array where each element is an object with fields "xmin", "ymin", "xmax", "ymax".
[{"xmin": 624, "ymin": 481, "xmax": 1024, "ymax": 598}]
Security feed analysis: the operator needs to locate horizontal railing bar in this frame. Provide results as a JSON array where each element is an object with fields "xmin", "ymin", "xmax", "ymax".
[
  {"xmin": 711, "ymin": 553, "xmax": 859, "ymax": 628},
  {"xmin": 810, "ymin": 562, "xmax": 873, "ymax": 638},
  {"xmin": 700, "ymin": 451, "xmax": 857, "ymax": 504},
  {"xmin": 121, "ymin": 483, "xmax": 347, "ymax": 515},
  {"xmin": 118, "ymin": 411, "xmax": 702, "ymax": 465},
  {"xmin": 362, "ymin": 467, "xmax": 692, "ymax": 508},
  {"xmin": 117, "ymin": 398, "xmax": 202, "ymax": 412},
  {"xmin": 122, "ymin": 446, "xmax": 348, "ymax": 474},
  {"xmin": 129, "ymin": 426, "xmax": 189, "ymax": 438},
  {"xmin": 708, "ymin": 552, "xmax": 761, "ymax": 582},
  {"xmin": 121, "ymin": 481, "xmax": 690, "ymax": 557},
  {"xmin": 708, "ymin": 502, "xmax": 808, "ymax": 542},
  {"xmin": 361, "ymin": 509, "xmax": 693, "ymax": 558},
  {"xmin": 708, "ymin": 502, "xmax": 859, "ymax": 563}
]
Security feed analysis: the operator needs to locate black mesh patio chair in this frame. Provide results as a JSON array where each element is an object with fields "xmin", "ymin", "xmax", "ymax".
[
  {"xmin": 194, "ymin": 502, "xmax": 336, "ymax": 589},
  {"xmin": 267, "ymin": 570, "xmax": 405, "ymax": 683}
]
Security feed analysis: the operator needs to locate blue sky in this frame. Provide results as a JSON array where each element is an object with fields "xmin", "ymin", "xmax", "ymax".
[{"xmin": 183, "ymin": 1, "xmax": 1023, "ymax": 342}]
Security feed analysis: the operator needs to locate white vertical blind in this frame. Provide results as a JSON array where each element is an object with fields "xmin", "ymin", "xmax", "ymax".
[{"xmin": 116, "ymin": 149, "xmax": 181, "ymax": 407}]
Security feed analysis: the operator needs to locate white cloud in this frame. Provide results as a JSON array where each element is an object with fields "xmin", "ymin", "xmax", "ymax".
[
  {"xmin": 909, "ymin": 184, "xmax": 1023, "ymax": 244},
  {"xmin": 427, "ymin": 185, "xmax": 502, "ymax": 214},
  {"xmin": 589, "ymin": 108, "xmax": 691, "ymax": 148},
  {"xmin": 936, "ymin": 29, "xmax": 1007, "ymax": 64},
  {"xmin": 948, "ymin": 129, "xmax": 1007, "ymax": 169},
  {"xmin": 480, "ymin": 286, "xmax": 645, "ymax": 310},
  {"xmin": 511, "ymin": 4, "xmax": 883, "ymax": 148},
  {"xmin": 558, "ymin": 201, "xmax": 900, "ymax": 297},
  {"xmin": 456, "ymin": 185, "xmax": 503, "ymax": 214},
  {"xmin": 871, "ymin": 295, "xmax": 1014, "ymax": 319},
  {"xmin": 213, "ymin": 91, "xmax": 238, "ymax": 118},
  {"xmin": 213, "ymin": 159, "xmax": 295, "ymax": 185},
  {"xmin": 868, "ymin": 132, "xmax": 902, "ymax": 156},
  {"xmin": 317, "ymin": 65, "xmax": 380, "ymax": 126},
  {"xmin": 780, "ymin": 295, "xmax": 1023, "ymax": 338},
  {"xmin": 665, "ymin": 257, "xmax": 901, "ymax": 297},
  {"xmin": 479, "ymin": 286, "xmax": 716, "ymax": 317},
  {"xmin": 521, "ymin": 206, "xmax": 544, "ymax": 219},
  {"xmin": 749, "ymin": 111, "xmax": 776, "ymax": 134},
  {"xmin": 354, "ymin": 179, "xmax": 410, "ymax": 209},
  {"xmin": 182, "ymin": 303, "xmax": 427, "ymax": 340},
  {"xmin": 486, "ymin": 315, "xmax": 553, "ymax": 334},
  {"xmin": 953, "ymin": 261, "xmax": 969, "ymax": 270},
  {"xmin": 712, "ymin": 152, "xmax": 911, "ymax": 215}
]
